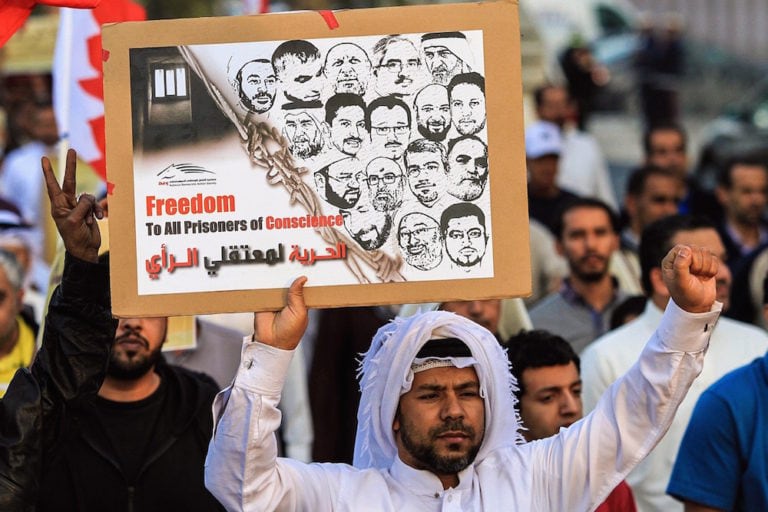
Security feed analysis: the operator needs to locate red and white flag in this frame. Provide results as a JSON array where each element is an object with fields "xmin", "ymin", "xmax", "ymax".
[{"xmin": 53, "ymin": 0, "xmax": 145, "ymax": 181}]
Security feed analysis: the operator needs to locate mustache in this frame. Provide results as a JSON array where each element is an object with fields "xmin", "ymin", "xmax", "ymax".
[
  {"xmin": 430, "ymin": 420, "xmax": 476, "ymax": 438},
  {"xmin": 394, "ymin": 75, "xmax": 413, "ymax": 84},
  {"xmin": 114, "ymin": 329, "xmax": 150, "ymax": 349},
  {"xmin": 344, "ymin": 137, "xmax": 362, "ymax": 144}
]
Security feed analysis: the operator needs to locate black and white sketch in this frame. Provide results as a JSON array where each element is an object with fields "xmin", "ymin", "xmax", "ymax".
[
  {"xmin": 132, "ymin": 29, "xmax": 493, "ymax": 293},
  {"xmin": 283, "ymin": 109, "xmax": 325, "ymax": 159},
  {"xmin": 364, "ymin": 157, "xmax": 405, "ymax": 212},
  {"xmin": 446, "ymin": 134, "xmax": 488, "ymax": 201},
  {"xmin": 323, "ymin": 43, "xmax": 372, "ymax": 96},
  {"xmin": 272, "ymin": 40, "xmax": 324, "ymax": 109},
  {"xmin": 413, "ymin": 84, "xmax": 451, "ymax": 142},
  {"xmin": 403, "ymin": 138, "xmax": 447, "ymax": 208},
  {"xmin": 440, "ymin": 202, "xmax": 488, "ymax": 269},
  {"xmin": 325, "ymin": 93, "xmax": 368, "ymax": 157},
  {"xmin": 448, "ymin": 72, "xmax": 486, "ymax": 136},
  {"xmin": 372, "ymin": 35, "xmax": 425, "ymax": 98},
  {"xmin": 421, "ymin": 32, "xmax": 473, "ymax": 86},
  {"xmin": 232, "ymin": 58, "xmax": 277, "ymax": 114},
  {"xmin": 341, "ymin": 202, "xmax": 393, "ymax": 250},
  {"xmin": 398, "ymin": 212, "xmax": 443, "ymax": 270},
  {"xmin": 314, "ymin": 157, "xmax": 363, "ymax": 209},
  {"xmin": 367, "ymin": 95, "xmax": 411, "ymax": 160}
]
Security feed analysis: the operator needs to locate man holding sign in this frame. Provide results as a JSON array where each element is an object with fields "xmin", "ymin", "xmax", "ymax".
[{"xmin": 205, "ymin": 229, "xmax": 722, "ymax": 509}]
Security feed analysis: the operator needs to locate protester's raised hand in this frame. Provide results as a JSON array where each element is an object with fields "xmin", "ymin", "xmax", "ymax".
[
  {"xmin": 662, "ymin": 244, "xmax": 718, "ymax": 313},
  {"xmin": 42, "ymin": 149, "xmax": 104, "ymax": 263},
  {"xmin": 253, "ymin": 277, "xmax": 309, "ymax": 350}
]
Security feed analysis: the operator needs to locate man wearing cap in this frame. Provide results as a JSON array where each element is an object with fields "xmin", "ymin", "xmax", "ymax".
[
  {"xmin": 421, "ymin": 32, "xmax": 474, "ymax": 86},
  {"xmin": 526, "ymin": 120, "xmax": 579, "ymax": 234},
  {"xmin": 205, "ymin": 226, "xmax": 723, "ymax": 510}
]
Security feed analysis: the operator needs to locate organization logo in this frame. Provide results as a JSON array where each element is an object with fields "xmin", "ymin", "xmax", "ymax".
[{"xmin": 157, "ymin": 163, "xmax": 217, "ymax": 187}]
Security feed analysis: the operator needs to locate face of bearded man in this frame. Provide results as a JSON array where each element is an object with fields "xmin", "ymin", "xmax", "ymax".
[
  {"xmin": 108, "ymin": 317, "xmax": 167, "ymax": 380},
  {"xmin": 284, "ymin": 112, "xmax": 324, "ymax": 159},
  {"xmin": 394, "ymin": 366, "xmax": 485, "ymax": 476},
  {"xmin": 557, "ymin": 206, "xmax": 618, "ymax": 284}
]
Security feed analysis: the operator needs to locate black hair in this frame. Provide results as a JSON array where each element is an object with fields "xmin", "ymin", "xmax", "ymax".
[
  {"xmin": 447, "ymin": 71, "xmax": 485, "ymax": 97},
  {"xmin": 271, "ymin": 40, "xmax": 320, "ymax": 74},
  {"xmin": 506, "ymin": 329, "xmax": 580, "ymax": 399},
  {"xmin": 324, "ymin": 93, "xmax": 366, "ymax": 124},
  {"xmin": 642, "ymin": 123, "xmax": 687, "ymax": 158},
  {"xmin": 639, "ymin": 214, "xmax": 715, "ymax": 296},
  {"xmin": 439, "ymin": 201, "xmax": 485, "ymax": 236},
  {"xmin": 551, "ymin": 197, "xmax": 619, "ymax": 240},
  {"xmin": 365, "ymin": 95, "xmax": 411, "ymax": 132}
]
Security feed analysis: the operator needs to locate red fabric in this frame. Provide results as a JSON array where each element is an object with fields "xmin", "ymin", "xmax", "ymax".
[
  {"xmin": 0, "ymin": 0, "xmax": 100, "ymax": 48},
  {"xmin": 259, "ymin": 0, "xmax": 269, "ymax": 14},
  {"xmin": 74, "ymin": 0, "xmax": 145, "ymax": 180},
  {"xmin": 595, "ymin": 480, "xmax": 637, "ymax": 512}
]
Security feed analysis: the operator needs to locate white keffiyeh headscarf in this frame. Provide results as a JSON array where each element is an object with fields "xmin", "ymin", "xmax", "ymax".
[{"xmin": 353, "ymin": 310, "xmax": 524, "ymax": 470}]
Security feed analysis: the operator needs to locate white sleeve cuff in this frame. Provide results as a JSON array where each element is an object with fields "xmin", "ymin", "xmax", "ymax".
[
  {"xmin": 659, "ymin": 299, "xmax": 722, "ymax": 352},
  {"xmin": 233, "ymin": 335, "xmax": 296, "ymax": 395}
]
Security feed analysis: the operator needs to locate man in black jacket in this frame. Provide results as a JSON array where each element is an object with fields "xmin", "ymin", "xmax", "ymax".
[{"xmin": 0, "ymin": 150, "xmax": 224, "ymax": 511}]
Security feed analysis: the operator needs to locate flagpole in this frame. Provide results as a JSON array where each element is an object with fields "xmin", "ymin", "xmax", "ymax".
[{"xmin": 54, "ymin": 7, "xmax": 73, "ymax": 180}]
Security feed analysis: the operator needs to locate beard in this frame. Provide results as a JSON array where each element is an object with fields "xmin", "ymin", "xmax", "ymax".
[
  {"xmin": 107, "ymin": 332, "xmax": 163, "ymax": 381},
  {"xmin": 372, "ymin": 188, "xmax": 403, "ymax": 212},
  {"xmin": 417, "ymin": 122, "xmax": 450, "ymax": 142},
  {"xmin": 405, "ymin": 241, "xmax": 442, "ymax": 270},
  {"xmin": 571, "ymin": 254, "xmax": 610, "ymax": 282},
  {"xmin": 399, "ymin": 417, "xmax": 482, "ymax": 474},
  {"xmin": 448, "ymin": 178, "xmax": 485, "ymax": 201},
  {"xmin": 291, "ymin": 134, "xmax": 323, "ymax": 159},
  {"xmin": 324, "ymin": 181, "xmax": 359, "ymax": 209}
]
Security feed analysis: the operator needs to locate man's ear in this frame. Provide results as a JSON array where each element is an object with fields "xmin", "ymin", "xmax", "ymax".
[
  {"xmin": 625, "ymin": 194, "xmax": 638, "ymax": 220},
  {"xmin": 649, "ymin": 266, "xmax": 669, "ymax": 298},
  {"xmin": 392, "ymin": 407, "xmax": 401, "ymax": 433},
  {"xmin": 714, "ymin": 185, "xmax": 728, "ymax": 206},
  {"xmin": 555, "ymin": 239, "xmax": 565, "ymax": 257},
  {"xmin": 314, "ymin": 173, "xmax": 326, "ymax": 193}
]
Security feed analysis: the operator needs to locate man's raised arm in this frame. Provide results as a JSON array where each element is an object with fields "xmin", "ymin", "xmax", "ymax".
[
  {"xmin": 205, "ymin": 277, "xmax": 338, "ymax": 511},
  {"xmin": 525, "ymin": 244, "xmax": 721, "ymax": 511},
  {"xmin": 0, "ymin": 150, "xmax": 114, "ymax": 510}
]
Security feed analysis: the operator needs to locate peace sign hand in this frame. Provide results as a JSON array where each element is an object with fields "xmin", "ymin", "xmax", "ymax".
[{"xmin": 42, "ymin": 149, "xmax": 105, "ymax": 263}]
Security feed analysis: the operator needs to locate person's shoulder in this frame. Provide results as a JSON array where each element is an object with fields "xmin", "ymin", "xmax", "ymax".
[{"xmin": 528, "ymin": 292, "xmax": 565, "ymax": 317}]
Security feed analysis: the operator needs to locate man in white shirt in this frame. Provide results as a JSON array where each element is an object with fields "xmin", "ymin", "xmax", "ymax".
[
  {"xmin": 582, "ymin": 214, "xmax": 768, "ymax": 512},
  {"xmin": 204, "ymin": 237, "xmax": 723, "ymax": 511},
  {"xmin": 534, "ymin": 84, "xmax": 617, "ymax": 210}
]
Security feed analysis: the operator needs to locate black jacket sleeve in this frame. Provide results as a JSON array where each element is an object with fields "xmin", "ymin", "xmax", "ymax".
[{"xmin": 0, "ymin": 254, "xmax": 116, "ymax": 511}]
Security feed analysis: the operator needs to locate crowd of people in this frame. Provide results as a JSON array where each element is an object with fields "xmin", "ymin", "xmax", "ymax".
[{"xmin": 0, "ymin": 21, "xmax": 766, "ymax": 512}]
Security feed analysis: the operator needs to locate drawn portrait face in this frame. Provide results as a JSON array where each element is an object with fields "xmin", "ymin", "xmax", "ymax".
[
  {"xmin": 405, "ymin": 144, "xmax": 447, "ymax": 207},
  {"xmin": 283, "ymin": 111, "xmax": 324, "ymax": 159},
  {"xmin": 375, "ymin": 38, "xmax": 422, "ymax": 97},
  {"xmin": 414, "ymin": 84, "xmax": 451, "ymax": 142},
  {"xmin": 450, "ymin": 82, "xmax": 486, "ymax": 136},
  {"xmin": 370, "ymin": 104, "xmax": 411, "ymax": 160},
  {"xmin": 398, "ymin": 212, "xmax": 442, "ymax": 270},
  {"xmin": 365, "ymin": 157, "xmax": 404, "ymax": 212},
  {"xmin": 237, "ymin": 60, "xmax": 277, "ymax": 114},
  {"xmin": 272, "ymin": 41, "xmax": 323, "ymax": 105},
  {"xmin": 324, "ymin": 43, "xmax": 371, "ymax": 96},
  {"xmin": 341, "ymin": 202, "xmax": 392, "ymax": 250},
  {"xmin": 330, "ymin": 105, "xmax": 367, "ymax": 157},
  {"xmin": 423, "ymin": 45, "xmax": 463, "ymax": 85},
  {"xmin": 443, "ymin": 213, "xmax": 487, "ymax": 268},
  {"xmin": 314, "ymin": 158, "xmax": 362, "ymax": 209},
  {"xmin": 446, "ymin": 136, "xmax": 488, "ymax": 201}
]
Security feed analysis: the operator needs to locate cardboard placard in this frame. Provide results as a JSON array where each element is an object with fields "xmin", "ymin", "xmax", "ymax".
[{"xmin": 103, "ymin": 0, "xmax": 530, "ymax": 317}]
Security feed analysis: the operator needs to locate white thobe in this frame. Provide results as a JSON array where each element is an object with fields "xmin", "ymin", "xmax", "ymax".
[
  {"xmin": 558, "ymin": 128, "xmax": 617, "ymax": 211},
  {"xmin": 205, "ymin": 301, "xmax": 719, "ymax": 512}
]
